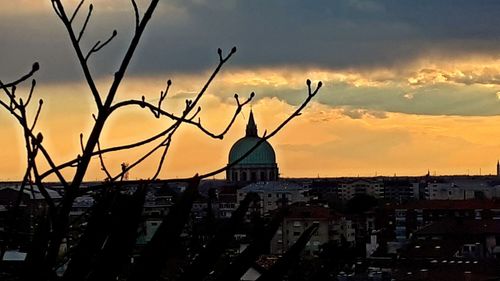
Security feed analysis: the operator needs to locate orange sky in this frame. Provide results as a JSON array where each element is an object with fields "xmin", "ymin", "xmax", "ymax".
[
  {"xmin": 2, "ymin": 65, "xmax": 500, "ymax": 181},
  {"xmin": 2, "ymin": 1, "xmax": 500, "ymax": 181}
]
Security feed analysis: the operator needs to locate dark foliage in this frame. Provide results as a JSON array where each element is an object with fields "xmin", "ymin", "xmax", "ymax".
[
  {"xmin": 214, "ymin": 208, "xmax": 289, "ymax": 281},
  {"xmin": 345, "ymin": 194, "xmax": 378, "ymax": 214},
  {"xmin": 255, "ymin": 223, "xmax": 319, "ymax": 281}
]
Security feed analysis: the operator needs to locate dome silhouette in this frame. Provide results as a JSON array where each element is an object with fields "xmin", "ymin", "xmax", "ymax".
[
  {"xmin": 229, "ymin": 137, "xmax": 276, "ymax": 166},
  {"xmin": 226, "ymin": 111, "xmax": 279, "ymax": 182}
]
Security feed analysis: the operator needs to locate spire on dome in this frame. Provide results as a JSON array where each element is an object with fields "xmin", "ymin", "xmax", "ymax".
[{"xmin": 246, "ymin": 110, "xmax": 258, "ymax": 137}]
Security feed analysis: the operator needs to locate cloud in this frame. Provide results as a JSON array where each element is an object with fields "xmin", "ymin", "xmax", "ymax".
[
  {"xmin": 2, "ymin": 0, "xmax": 500, "ymax": 83},
  {"xmin": 339, "ymin": 107, "xmax": 388, "ymax": 119},
  {"xmin": 406, "ymin": 59, "xmax": 500, "ymax": 87},
  {"xmin": 99, "ymin": 64, "xmax": 500, "ymax": 117}
]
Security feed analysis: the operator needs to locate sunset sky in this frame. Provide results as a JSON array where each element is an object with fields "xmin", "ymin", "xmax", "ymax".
[{"xmin": 2, "ymin": 0, "xmax": 500, "ymax": 180}]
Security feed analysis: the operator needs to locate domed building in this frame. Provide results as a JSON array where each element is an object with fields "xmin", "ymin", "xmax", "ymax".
[{"xmin": 227, "ymin": 111, "xmax": 279, "ymax": 182}]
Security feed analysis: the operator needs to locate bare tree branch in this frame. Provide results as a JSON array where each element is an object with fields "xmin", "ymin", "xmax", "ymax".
[
  {"xmin": 30, "ymin": 99, "xmax": 43, "ymax": 131},
  {"xmin": 0, "ymin": 79, "xmax": 69, "ymax": 188},
  {"xmin": 131, "ymin": 0, "xmax": 140, "ymax": 30},
  {"xmin": 102, "ymin": 0, "xmax": 160, "ymax": 109},
  {"xmin": 76, "ymin": 80, "xmax": 322, "ymax": 195},
  {"xmin": 96, "ymin": 139, "xmax": 112, "ymax": 181},
  {"xmin": 18, "ymin": 102, "xmax": 55, "ymax": 210},
  {"xmin": 197, "ymin": 80, "xmax": 322, "ymax": 180},
  {"xmin": 3, "ymin": 2, "xmax": 324, "ymax": 277},
  {"xmin": 84, "ymin": 30, "xmax": 118, "ymax": 62},
  {"xmin": 51, "ymin": 0, "xmax": 63, "ymax": 19},
  {"xmin": 79, "ymin": 133, "xmax": 85, "ymax": 154},
  {"xmin": 70, "ymin": 0, "xmax": 85, "ymax": 24},
  {"xmin": 25, "ymin": 79, "xmax": 36, "ymax": 107},
  {"xmin": 0, "ymin": 62, "xmax": 39, "ymax": 89},
  {"xmin": 39, "ymin": 47, "xmax": 243, "ymax": 181},
  {"xmin": 77, "ymin": 4, "xmax": 93, "ymax": 43},
  {"xmin": 51, "ymin": 0, "xmax": 103, "ymax": 109}
]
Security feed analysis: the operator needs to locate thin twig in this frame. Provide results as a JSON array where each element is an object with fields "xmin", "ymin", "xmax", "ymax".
[
  {"xmin": 197, "ymin": 80, "xmax": 322, "ymax": 180},
  {"xmin": 51, "ymin": 0, "xmax": 63, "ymax": 19},
  {"xmin": 96, "ymin": 139, "xmax": 113, "ymax": 181},
  {"xmin": 52, "ymin": 0, "xmax": 103, "ymax": 108},
  {"xmin": 40, "ymin": 47, "xmax": 240, "ymax": 180},
  {"xmin": 84, "ymin": 30, "xmax": 117, "ymax": 61},
  {"xmin": 131, "ymin": 0, "xmax": 140, "ymax": 30},
  {"xmin": 0, "ymin": 63, "xmax": 39, "ymax": 89},
  {"xmin": 79, "ymin": 133, "xmax": 85, "ymax": 154},
  {"xmin": 77, "ymin": 4, "xmax": 93, "ymax": 42},
  {"xmin": 25, "ymin": 80, "xmax": 36, "ymax": 106},
  {"xmin": 78, "ymin": 80, "xmax": 322, "ymax": 194},
  {"xmin": 70, "ymin": 0, "xmax": 85, "ymax": 23},
  {"xmin": 30, "ymin": 99, "xmax": 43, "ymax": 131}
]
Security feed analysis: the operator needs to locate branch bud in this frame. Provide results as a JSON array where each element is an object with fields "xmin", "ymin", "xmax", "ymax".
[
  {"xmin": 112, "ymin": 29, "xmax": 117, "ymax": 36},
  {"xmin": 39, "ymin": 99, "xmax": 43, "ymax": 105},
  {"xmin": 306, "ymin": 79, "xmax": 311, "ymax": 86},
  {"xmin": 217, "ymin": 48, "xmax": 222, "ymax": 56},
  {"xmin": 36, "ymin": 132, "xmax": 44, "ymax": 144},
  {"xmin": 32, "ymin": 62, "xmax": 40, "ymax": 72},
  {"xmin": 234, "ymin": 93, "xmax": 239, "ymax": 99},
  {"xmin": 167, "ymin": 79, "xmax": 172, "ymax": 86},
  {"xmin": 318, "ymin": 81, "xmax": 323, "ymax": 88},
  {"xmin": 250, "ymin": 92, "xmax": 255, "ymax": 98},
  {"xmin": 231, "ymin": 46, "xmax": 237, "ymax": 54}
]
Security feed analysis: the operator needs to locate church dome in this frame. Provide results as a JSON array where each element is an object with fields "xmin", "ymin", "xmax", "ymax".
[
  {"xmin": 229, "ymin": 136, "xmax": 276, "ymax": 166},
  {"xmin": 227, "ymin": 110, "xmax": 279, "ymax": 182}
]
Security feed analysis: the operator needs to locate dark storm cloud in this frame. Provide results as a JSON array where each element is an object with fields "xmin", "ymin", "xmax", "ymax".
[
  {"xmin": 2, "ymin": 0, "xmax": 500, "ymax": 83},
  {"xmin": 131, "ymin": 0, "xmax": 500, "ymax": 73}
]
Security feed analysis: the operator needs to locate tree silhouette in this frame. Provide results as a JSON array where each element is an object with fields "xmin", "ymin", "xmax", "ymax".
[{"xmin": 0, "ymin": 1, "xmax": 322, "ymax": 280}]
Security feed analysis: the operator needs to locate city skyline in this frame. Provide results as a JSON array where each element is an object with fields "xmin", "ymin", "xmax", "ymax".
[{"xmin": 2, "ymin": 0, "xmax": 500, "ymax": 180}]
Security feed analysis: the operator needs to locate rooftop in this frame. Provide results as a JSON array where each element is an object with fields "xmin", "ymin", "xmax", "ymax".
[
  {"xmin": 387, "ymin": 199, "xmax": 500, "ymax": 210},
  {"xmin": 415, "ymin": 219, "xmax": 500, "ymax": 236},
  {"xmin": 240, "ymin": 181, "xmax": 308, "ymax": 193}
]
